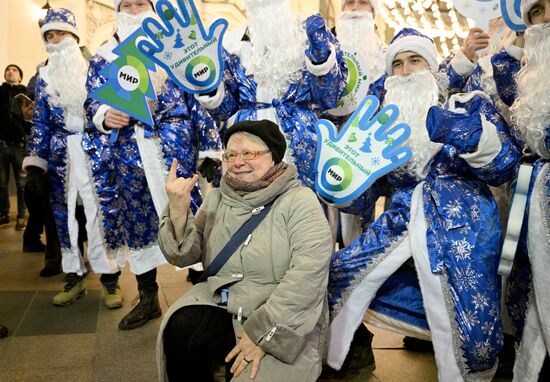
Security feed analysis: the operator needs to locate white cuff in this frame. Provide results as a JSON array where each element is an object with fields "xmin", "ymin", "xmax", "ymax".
[
  {"xmin": 194, "ymin": 85, "xmax": 225, "ymax": 110},
  {"xmin": 450, "ymin": 49, "xmax": 476, "ymax": 77},
  {"xmin": 92, "ymin": 104, "xmax": 113, "ymax": 134},
  {"xmin": 305, "ymin": 43, "xmax": 337, "ymax": 77},
  {"xmin": 459, "ymin": 114, "xmax": 502, "ymax": 168},
  {"xmin": 504, "ymin": 43, "xmax": 524, "ymax": 62},
  {"xmin": 22, "ymin": 156, "xmax": 48, "ymax": 173},
  {"xmin": 198, "ymin": 150, "xmax": 222, "ymax": 161}
]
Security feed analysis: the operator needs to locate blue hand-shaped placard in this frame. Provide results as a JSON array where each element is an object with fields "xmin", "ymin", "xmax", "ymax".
[
  {"xmin": 137, "ymin": 0, "xmax": 228, "ymax": 94},
  {"xmin": 314, "ymin": 95, "xmax": 412, "ymax": 204},
  {"xmin": 500, "ymin": 0, "xmax": 526, "ymax": 31}
]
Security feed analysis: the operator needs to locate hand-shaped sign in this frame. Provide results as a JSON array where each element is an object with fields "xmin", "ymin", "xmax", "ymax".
[
  {"xmin": 91, "ymin": 28, "xmax": 157, "ymax": 126},
  {"xmin": 328, "ymin": 45, "xmax": 369, "ymax": 117},
  {"xmin": 500, "ymin": 0, "xmax": 526, "ymax": 31},
  {"xmin": 454, "ymin": 0, "xmax": 501, "ymax": 31},
  {"xmin": 314, "ymin": 95, "xmax": 412, "ymax": 204},
  {"xmin": 138, "ymin": 0, "xmax": 228, "ymax": 94}
]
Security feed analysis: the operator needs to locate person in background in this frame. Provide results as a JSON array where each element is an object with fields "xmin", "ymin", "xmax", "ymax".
[
  {"xmin": 325, "ymin": 27, "xmax": 520, "ymax": 381},
  {"xmin": 0, "ymin": 64, "xmax": 27, "ymax": 230},
  {"xmin": 84, "ymin": 0, "xmax": 222, "ymax": 330}
]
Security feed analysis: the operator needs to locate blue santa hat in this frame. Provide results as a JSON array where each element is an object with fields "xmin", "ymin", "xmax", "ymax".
[
  {"xmin": 385, "ymin": 27, "xmax": 439, "ymax": 74},
  {"xmin": 40, "ymin": 8, "xmax": 80, "ymax": 43},
  {"xmin": 521, "ymin": 0, "xmax": 539, "ymax": 26}
]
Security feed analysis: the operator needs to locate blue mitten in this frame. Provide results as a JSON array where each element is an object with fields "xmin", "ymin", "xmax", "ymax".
[
  {"xmin": 305, "ymin": 14, "xmax": 330, "ymax": 65},
  {"xmin": 426, "ymin": 96, "xmax": 485, "ymax": 154}
]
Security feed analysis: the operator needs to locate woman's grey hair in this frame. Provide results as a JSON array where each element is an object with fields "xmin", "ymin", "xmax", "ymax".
[{"xmin": 227, "ymin": 131, "xmax": 269, "ymax": 150}]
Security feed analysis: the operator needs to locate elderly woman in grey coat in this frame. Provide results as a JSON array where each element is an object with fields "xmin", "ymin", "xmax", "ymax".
[{"xmin": 157, "ymin": 119, "xmax": 333, "ymax": 382}]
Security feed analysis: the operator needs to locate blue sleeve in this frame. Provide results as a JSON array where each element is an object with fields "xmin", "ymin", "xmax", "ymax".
[
  {"xmin": 187, "ymin": 94, "xmax": 222, "ymax": 154},
  {"xmin": 200, "ymin": 49, "xmax": 242, "ymax": 122},
  {"xmin": 27, "ymin": 77, "xmax": 53, "ymax": 161},
  {"xmin": 466, "ymin": 98, "xmax": 520, "ymax": 186},
  {"xmin": 84, "ymin": 55, "xmax": 109, "ymax": 130},
  {"xmin": 306, "ymin": 31, "xmax": 348, "ymax": 112},
  {"xmin": 439, "ymin": 53, "xmax": 470, "ymax": 94},
  {"xmin": 491, "ymin": 50, "xmax": 520, "ymax": 107}
]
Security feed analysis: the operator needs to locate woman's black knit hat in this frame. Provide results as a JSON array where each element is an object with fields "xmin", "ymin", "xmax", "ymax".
[{"xmin": 223, "ymin": 120, "xmax": 287, "ymax": 164}]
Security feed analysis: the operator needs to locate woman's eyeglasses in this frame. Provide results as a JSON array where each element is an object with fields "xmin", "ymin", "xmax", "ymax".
[{"xmin": 222, "ymin": 150, "xmax": 271, "ymax": 162}]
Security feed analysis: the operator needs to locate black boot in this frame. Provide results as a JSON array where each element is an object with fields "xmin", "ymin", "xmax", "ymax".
[
  {"xmin": 118, "ymin": 290, "xmax": 161, "ymax": 330},
  {"xmin": 321, "ymin": 324, "xmax": 375, "ymax": 378},
  {"xmin": 0, "ymin": 324, "xmax": 8, "ymax": 339}
]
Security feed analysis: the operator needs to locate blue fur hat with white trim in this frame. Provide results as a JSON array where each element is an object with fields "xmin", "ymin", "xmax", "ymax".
[
  {"xmin": 40, "ymin": 8, "xmax": 80, "ymax": 43},
  {"xmin": 385, "ymin": 27, "xmax": 439, "ymax": 74}
]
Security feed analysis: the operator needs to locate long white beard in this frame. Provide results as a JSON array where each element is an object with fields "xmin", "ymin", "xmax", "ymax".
[
  {"xmin": 244, "ymin": 0, "xmax": 307, "ymax": 99},
  {"xmin": 510, "ymin": 23, "xmax": 550, "ymax": 159},
  {"xmin": 44, "ymin": 38, "xmax": 88, "ymax": 118},
  {"xmin": 116, "ymin": 11, "xmax": 156, "ymax": 41},
  {"xmin": 384, "ymin": 70, "xmax": 443, "ymax": 179},
  {"xmin": 336, "ymin": 11, "xmax": 385, "ymax": 83}
]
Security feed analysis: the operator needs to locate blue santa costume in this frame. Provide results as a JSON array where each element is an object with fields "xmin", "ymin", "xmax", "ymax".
[
  {"xmin": 195, "ymin": 3, "xmax": 347, "ymax": 190},
  {"xmin": 23, "ymin": 8, "xmax": 123, "ymax": 277},
  {"xmin": 83, "ymin": 0, "xmax": 222, "ymax": 328},
  {"xmin": 326, "ymin": 29, "xmax": 520, "ymax": 381},
  {"xmin": 490, "ymin": 2, "xmax": 550, "ymax": 380}
]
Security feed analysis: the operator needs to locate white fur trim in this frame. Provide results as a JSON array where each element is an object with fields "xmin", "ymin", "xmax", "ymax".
[
  {"xmin": 513, "ymin": 162, "xmax": 550, "ymax": 382},
  {"xmin": 194, "ymin": 84, "xmax": 225, "ymax": 110},
  {"xmin": 305, "ymin": 43, "xmax": 338, "ymax": 77},
  {"xmin": 409, "ymin": 183, "xmax": 466, "ymax": 382},
  {"xmin": 22, "ymin": 156, "xmax": 48, "ymax": 173},
  {"xmin": 223, "ymin": 25, "xmax": 248, "ymax": 55},
  {"xmin": 327, "ymin": 236, "xmax": 412, "ymax": 369},
  {"xmin": 385, "ymin": 35, "xmax": 439, "ymax": 74},
  {"xmin": 198, "ymin": 150, "xmax": 222, "ymax": 161},
  {"xmin": 41, "ymin": 22, "xmax": 80, "ymax": 42},
  {"xmin": 65, "ymin": 113, "xmax": 85, "ymax": 133},
  {"xmin": 92, "ymin": 104, "xmax": 113, "ymax": 134},
  {"xmin": 450, "ymin": 49, "xmax": 476, "ymax": 76},
  {"xmin": 504, "ymin": 43, "xmax": 524, "ymax": 62},
  {"xmin": 459, "ymin": 114, "xmax": 502, "ymax": 168},
  {"xmin": 364, "ymin": 310, "xmax": 431, "ymax": 340},
  {"xmin": 66, "ymin": 134, "xmax": 122, "ymax": 274},
  {"xmin": 513, "ymin": 299, "xmax": 548, "ymax": 381},
  {"xmin": 129, "ymin": 244, "xmax": 167, "ymax": 275},
  {"xmin": 134, "ymin": 124, "xmax": 168, "ymax": 217}
]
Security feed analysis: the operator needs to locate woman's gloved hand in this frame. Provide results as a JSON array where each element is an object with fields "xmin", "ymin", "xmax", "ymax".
[{"xmin": 198, "ymin": 157, "xmax": 221, "ymax": 183}]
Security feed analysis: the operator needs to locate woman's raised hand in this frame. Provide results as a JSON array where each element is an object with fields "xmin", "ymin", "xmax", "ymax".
[{"xmin": 166, "ymin": 158, "xmax": 199, "ymax": 217}]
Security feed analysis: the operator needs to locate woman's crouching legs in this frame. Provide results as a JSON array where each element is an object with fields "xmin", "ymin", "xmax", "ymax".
[{"xmin": 164, "ymin": 305, "xmax": 236, "ymax": 382}]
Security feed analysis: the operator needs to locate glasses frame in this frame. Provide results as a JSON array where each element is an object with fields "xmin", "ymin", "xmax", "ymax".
[{"xmin": 222, "ymin": 149, "xmax": 271, "ymax": 162}]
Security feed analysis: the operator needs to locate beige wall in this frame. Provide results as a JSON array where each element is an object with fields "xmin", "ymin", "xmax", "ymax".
[{"xmin": 0, "ymin": 0, "xmax": 89, "ymax": 86}]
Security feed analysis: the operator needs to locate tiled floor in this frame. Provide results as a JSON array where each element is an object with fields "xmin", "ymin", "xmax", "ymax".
[{"xmin": 0, "ymin": 196, "xmax": 511, "ymax": 381}]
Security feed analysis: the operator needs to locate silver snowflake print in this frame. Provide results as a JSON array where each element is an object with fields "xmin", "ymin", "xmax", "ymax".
[
  {"xmin": 471, "ymin": 204, "xmax": 480, "ymax": 220},
  {"xmin": 482, "ymin": 321, "xmax": 493, "ymax": 336},
  {"xmin": 454, "ymin": 265, "xmax": 480, "ymax": 292},
  {"xmin": 443, "ymin": 200, "xmax": 463, "ymax": 219},
  {"xmin": 370, "ymin": 157, "xmax": 380, "ymax": 166},
  {"xmin": 464, "ymin": 311, "xmax": 480, "ymax": 328},
  {"xmin": 164, "ymin": 51, "xmax": 173, "ymax": 60},
  {"xmin": 473, "ymin": 341, "xmax": 494, "ymax": 361},
  {"xmin": 451, "ymin": 239, "xmax": 473, "ymax": 260},
  {"xmin": 472, "ymin": 292, "xmax": 490, "ymax": 311}
]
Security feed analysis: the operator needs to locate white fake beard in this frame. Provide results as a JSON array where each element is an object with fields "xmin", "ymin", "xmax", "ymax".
[
  {"xmin": 336, "ymin": 11, "xmax": 385, "ymax": 82},
  {"xmin": 116, "ymin": 11, "xmax": 156, "ymax": 41},
  {"xmin": 44, "ymin": 38, "xmax": 88, "ymax": 118},
  {"xmin": 383, "ymin": 70, "xmax": 443, "ymax": 179},
  {"xmin": 244, "ymin": 0, "xmax": 307, "ymax": 99},
  {"xmin": 510, "ymin": 23, "xmax": 550, "ymax": 159}
]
